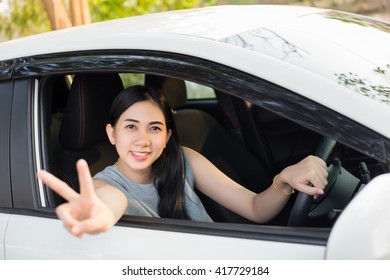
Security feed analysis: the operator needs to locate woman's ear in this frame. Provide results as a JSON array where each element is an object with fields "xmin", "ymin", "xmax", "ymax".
[{"xmin": 106, "ymin": 124, "xmax": 116, "ymax": 145}]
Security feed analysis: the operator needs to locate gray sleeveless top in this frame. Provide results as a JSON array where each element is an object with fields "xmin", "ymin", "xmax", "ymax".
[{"xmin": 93, "ymin": 155, "xmax": 213, "ymax": 222}]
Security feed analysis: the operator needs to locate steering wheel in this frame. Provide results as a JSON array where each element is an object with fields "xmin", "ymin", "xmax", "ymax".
[{"xmin": 287, "ymin": 137, "xmax": 337, "ymax": 227}]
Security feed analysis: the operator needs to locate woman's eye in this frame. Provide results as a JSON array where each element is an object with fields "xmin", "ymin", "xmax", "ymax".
[
  {"xmin": 126, "ymin": 124, "xmax": 135, "ymax": 129},
  {"xmin": 150, "ymin": 126, "xmax": 162, "ymax": 131}
]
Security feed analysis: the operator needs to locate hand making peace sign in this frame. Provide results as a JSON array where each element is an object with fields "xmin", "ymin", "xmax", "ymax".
[{"xmin": 37, "ymin": 159, "xmax": 118, "ymax": 238}]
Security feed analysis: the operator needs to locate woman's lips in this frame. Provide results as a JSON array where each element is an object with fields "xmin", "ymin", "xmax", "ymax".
[{"xmin": 130, "ymin": 151, "xmax": 151, "ymax": 160}]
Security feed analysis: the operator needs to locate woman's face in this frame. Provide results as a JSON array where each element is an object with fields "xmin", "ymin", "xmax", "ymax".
[{"xmin": 106, "ymin": 100, "xmax": 172, "ymax": 183}]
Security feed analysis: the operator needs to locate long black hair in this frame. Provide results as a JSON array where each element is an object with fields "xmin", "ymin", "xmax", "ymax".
[{"xmin": 108, "ymin": 85, "xmax": 190, "ymax": 220}]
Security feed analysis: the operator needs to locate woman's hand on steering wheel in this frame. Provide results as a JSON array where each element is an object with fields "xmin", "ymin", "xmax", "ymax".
[
  {"xmin": 279, "ymin": 155, "xmax": 328, "ymax": 200},
  {"xmin": 287, "ymin": 137, "xmax": 336, "ymax": 226}
]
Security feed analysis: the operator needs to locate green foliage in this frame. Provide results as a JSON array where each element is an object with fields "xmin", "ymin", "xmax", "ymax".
[
  {"xmin": 0, "ymin": 0, "xmax": 51, "ymax": 40},
  {"xmin": 89, "ymin": 0, "xmax": 215, "ymax": 22},
  {"xmin": 0, "ymin": 0, "xmax": 216, "ymax": 41}
]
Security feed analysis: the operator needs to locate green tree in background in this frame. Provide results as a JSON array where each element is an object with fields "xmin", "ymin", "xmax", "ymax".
[
  {"xmin": 89, "ymin": 0, "xmax": 208, "ymax": 22},
  {"xmin": 0, "ymin": 0, "xmax": 215, "ymax": 41},
  {"xmin": 0, "ymin": 0, "xmax": 51, "ymax": 40},
  {"xmin": 1, "ymin": 0, "xmax": 387, "ymax": 41}
]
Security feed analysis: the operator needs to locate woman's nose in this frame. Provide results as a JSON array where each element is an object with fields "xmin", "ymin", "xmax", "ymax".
[{"xmin": 134, "ymin": 130, "xmax": 150, "ymax": 146}]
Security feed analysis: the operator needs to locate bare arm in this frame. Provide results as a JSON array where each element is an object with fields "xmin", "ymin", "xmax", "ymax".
[
  {"xmin": 37, "ymin": 159, "xmax": 127, "ymax": 237},
  {"xmin": 183, "ymin": 147, "xmax": 327, "ymax": 223},
  {"xmin": 93, "ymin": 179, "xmax": 128, "ymax": 225}
]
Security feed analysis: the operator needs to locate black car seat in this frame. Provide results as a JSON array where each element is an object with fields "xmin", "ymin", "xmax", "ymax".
[
  {"xmin": 215, "ymin": 91, "xmax": 275, "ymax": 175},
  {"xmin": 145, "ymin": 75, "xmax": 273, "ymax": 223},
  {"xmin": 52, "ymin": 73, "xmax": 124, "ymax": 196},
  {"xmin": 45, "ymin": 76, "xmax": 71, "ymax": 169}
]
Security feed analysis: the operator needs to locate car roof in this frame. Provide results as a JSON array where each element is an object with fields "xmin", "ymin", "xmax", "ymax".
[{"xmin": 0, "ymin": 5, "xmax": 322, "ymax": 60}]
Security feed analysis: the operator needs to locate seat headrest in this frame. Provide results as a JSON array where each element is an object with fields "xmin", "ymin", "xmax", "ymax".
[
  {"xmin": 60, "ymin": 73, "xmax": 124, "ymax": 150},
  {"xmin": 145, "ymin": 75, "xmax": 187, "ymax": 110},
  {"xmin": 51, "ymin": 76, "xmax": 70, "ymax": 114}
]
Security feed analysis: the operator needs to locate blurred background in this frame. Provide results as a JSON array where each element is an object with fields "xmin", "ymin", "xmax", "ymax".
[{"xmin": 1, "ymin": 0, "xmax": 389, "ymax": 42}]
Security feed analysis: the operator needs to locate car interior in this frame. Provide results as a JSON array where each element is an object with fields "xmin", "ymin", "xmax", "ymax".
[{"xmin": 41, "ymin": 71, "xmax": 385, "ymax": 227}]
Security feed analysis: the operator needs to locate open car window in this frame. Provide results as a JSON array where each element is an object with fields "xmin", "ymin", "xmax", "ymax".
[{"xmin": 39, "ymin": 68, "xmax": 387, "ymax": 231}]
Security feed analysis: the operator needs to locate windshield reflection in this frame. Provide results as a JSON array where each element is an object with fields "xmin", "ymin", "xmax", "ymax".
[
  {"xmin": 221, "ymin": 27, "xmax": 308, "ymax": 63},
  {"xmin": 220, "ymin": 10, "xmax": 390, "ymax": 107},
  {"xmin": 336, "ymin": 65, "xmax": 390, "ymax": 106},
  {"xmin": 324, "ymin": 11, "xmax": 390, "ymax": 34}
]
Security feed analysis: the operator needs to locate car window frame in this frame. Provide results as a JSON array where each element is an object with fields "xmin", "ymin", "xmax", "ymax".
[
  {"xmin": 0, "ymin": 80, "xmax": 13, "ymax": 209},
  {"xmin": 9, "ymin": 78, "xmax": 45, "ymax": 209}
]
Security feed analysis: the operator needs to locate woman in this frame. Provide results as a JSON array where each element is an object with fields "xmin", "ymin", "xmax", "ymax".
[{"xmin": 37, "ymin": 85, "xmax": 327, "ymax": 238}]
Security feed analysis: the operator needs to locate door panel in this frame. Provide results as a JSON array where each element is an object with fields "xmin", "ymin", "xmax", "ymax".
[
  {"xmin": 5, "ymin": 214, "xmax": 326, "ymax": 260},
  {"xmin": 0, "ymin": 213, "xmax": 10, "ymax": 260}
]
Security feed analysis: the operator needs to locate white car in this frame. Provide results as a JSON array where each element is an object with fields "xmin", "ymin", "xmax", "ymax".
[{"xmin": 0, "ymin": 4, "xmax": 389, "ymax": 260}]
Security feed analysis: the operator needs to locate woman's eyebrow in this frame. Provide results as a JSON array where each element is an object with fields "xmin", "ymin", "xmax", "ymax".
[
  {"xmin": 149, "ymin": 121, "xmax": 165, "ymax": 126},
  {"xmin": 123, "ymin": 118, "xmax": 139, "ymax": 123},
  {"xmin": 123, "ymin": 119, "xmax": 164, "ymax": 125}
]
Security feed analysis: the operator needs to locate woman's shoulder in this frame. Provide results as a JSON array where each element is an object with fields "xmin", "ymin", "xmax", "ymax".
[
  {"xmin": 182, "ymin": 146, "xmax": 208, "ymax": 164},
  {"xmin": 94, "ymin": 164, "xmax": 117, "ymax": 177},
  {"xmin": 182, "ymin": 146, "xmax": 200, "ymax": 158},
  {"xmin": 93, "ymin": 164, "xmax": 124, "ymax": 185}
]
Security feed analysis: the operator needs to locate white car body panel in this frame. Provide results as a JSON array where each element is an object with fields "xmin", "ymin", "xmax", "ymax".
[
  {"xmin": 0, "ymin": 5, "xmax": 318, "ymax": 59},
  {"xmin": 0, "ymin": 214, "xmax": 9, "ymax": 259},
  {"xmin": 5, "ymin": 215, "xmax": 324, "ymax": 259},
  {"xmin": 326, "ymin": 174, "xmax": 390, "ymax": 259}
]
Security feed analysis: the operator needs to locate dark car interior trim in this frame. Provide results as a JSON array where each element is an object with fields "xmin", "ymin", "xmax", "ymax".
[
  {"xmin": 10, "ymin": 78, "xmax": 41, "ymax": 209},
  {"xmin": 0, "ymin": 81, "xmax": 13, "ymax": 208},
  {"xmin": 0, "ymin": 59, "xmax": 15, "ymax": 81}
]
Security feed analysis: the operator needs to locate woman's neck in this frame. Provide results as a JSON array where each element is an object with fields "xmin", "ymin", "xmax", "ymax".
[{"xmin": 114, "ymin": 160, "xmax": 153, "ymax": 185}]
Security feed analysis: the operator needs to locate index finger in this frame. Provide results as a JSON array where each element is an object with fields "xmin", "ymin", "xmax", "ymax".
[{"xmin": 37, "ymin": 170, "xmax": 79, "ymax": 202}]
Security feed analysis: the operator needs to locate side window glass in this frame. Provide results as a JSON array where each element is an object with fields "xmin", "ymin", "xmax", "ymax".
[
  {"xmin": 185, "ymin": 81, "xmax": 215, "ymax": 99},
  {"xmin": 119, "ymin": 73, "xmax": 144, "ymax": 88}
]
